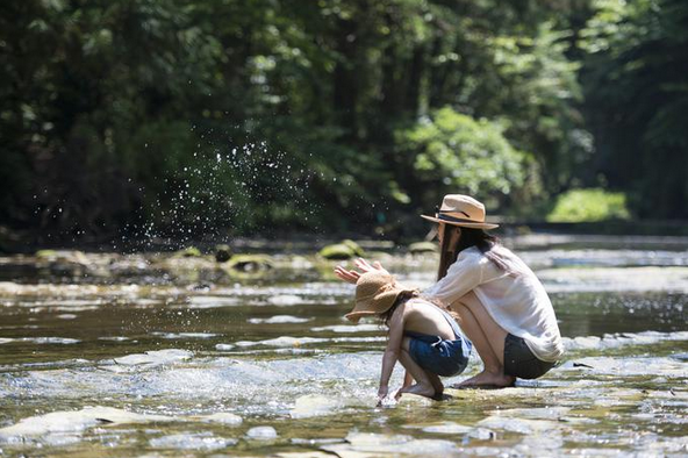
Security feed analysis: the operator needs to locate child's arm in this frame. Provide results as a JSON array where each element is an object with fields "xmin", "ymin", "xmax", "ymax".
[{"xmin": 378, "ymin": 303, "xmax": 406, "ymax": 403}]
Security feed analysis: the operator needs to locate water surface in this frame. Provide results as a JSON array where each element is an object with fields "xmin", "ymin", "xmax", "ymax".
[{"xmin": 0, "ymin": 239, "xmax": 686, "ymax": 456}]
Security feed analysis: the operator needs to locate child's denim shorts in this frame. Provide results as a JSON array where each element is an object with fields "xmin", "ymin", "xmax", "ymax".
[{"xmin": 407, "ymin": 332, "xmax": 472, "ymax": 377}]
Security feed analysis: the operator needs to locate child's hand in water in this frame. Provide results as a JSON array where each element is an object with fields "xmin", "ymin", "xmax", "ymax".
[{"xmin": 377, "ymin": 387, "xmax": 403, "ymax": 407}]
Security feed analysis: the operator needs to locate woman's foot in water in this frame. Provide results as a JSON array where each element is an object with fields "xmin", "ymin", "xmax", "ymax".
[{"xmin": 453, "ymin": 370, "xmax": 515, "ymax": 389}]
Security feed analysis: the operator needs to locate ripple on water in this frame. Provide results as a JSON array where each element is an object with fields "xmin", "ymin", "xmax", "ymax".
[
  {"xmin": 248, "ymin": 315, "xmax": 311, "ymax": 324},
  {"xmin": 20, "ymin": 337, "xmax": 80, "ymax": 345},
  {"xmin": 150, "ymin": 332, "xmax": 218, "ymax": 339},
  {"xmin": 310, "ymin": 324, "xmax": 381, "ymax": 333}
]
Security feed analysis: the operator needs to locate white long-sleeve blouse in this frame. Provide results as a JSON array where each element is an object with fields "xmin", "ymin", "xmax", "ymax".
[{"xmin": 423, "ymin": 245, "xmax": 564, "ymax": 362}]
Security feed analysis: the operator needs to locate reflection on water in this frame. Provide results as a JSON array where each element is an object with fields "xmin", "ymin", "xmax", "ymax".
[{"xmin": 0, "ymin": 240, "xmax": 687, "ymax": 456}]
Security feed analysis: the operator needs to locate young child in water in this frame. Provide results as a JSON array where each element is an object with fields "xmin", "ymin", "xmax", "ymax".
[{"xmin": 345, "ymin": 271, "xmax": 472, "ymax": 403}]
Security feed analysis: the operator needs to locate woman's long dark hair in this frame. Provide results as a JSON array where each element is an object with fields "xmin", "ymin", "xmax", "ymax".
[{"xmin": 437, "ymin": 225, "xmax": 507, "ymax": 280}]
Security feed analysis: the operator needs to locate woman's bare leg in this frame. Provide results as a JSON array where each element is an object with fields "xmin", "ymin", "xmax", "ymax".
[{"xmin": 451, "ymin": 292, "xmax": 515, "ymax": 388}]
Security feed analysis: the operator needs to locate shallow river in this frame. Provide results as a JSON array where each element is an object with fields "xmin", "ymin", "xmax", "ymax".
[{"xmin": 0, "ymin": 235, "xmax": 686, "ymax": 457}]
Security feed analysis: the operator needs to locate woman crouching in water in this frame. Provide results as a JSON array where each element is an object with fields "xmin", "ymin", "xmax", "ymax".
[
  {"xmin": 346, "ymin": 271, "xmax": 472, "ymax": 403},
  {"xmin": 337, "ymin": 194, "xmax": 564, "ymax": 388}
]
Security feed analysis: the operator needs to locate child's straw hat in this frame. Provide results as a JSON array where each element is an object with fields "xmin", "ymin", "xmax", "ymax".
[
  {"xmin": 345, "ymin": 271, "xmax": 417, "ymax": 323},
  {"xmin": 421, "ymin": 194, "xmax": 499, "ymax": 229}
]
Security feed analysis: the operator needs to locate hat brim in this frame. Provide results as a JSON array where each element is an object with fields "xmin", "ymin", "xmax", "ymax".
[
  {"xmin": 344, "ymin": 311, "xmax": 375, "ymax": 323},
  {"xmin": 420, "ymin": 214, "xmax": 499, "ymax": 230}
]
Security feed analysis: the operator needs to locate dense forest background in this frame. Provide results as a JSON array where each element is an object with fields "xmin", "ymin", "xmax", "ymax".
[{"xmin": 1, "ymin": 0, "xmax": 687, "ymax": 244}]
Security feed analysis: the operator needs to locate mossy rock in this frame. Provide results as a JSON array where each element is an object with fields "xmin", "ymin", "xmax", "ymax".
[
  {"xmin": 409, "ymin": 241, "xmax": 438, "ymax": 254},
  {"xmin": 319, "ymin": 240, "xmax": 365, "ymax": 260},
  {"xmin": 214, "ymin": 244, "xmax": 233, "ymax": 263},
  {"xmin": 318, "ymin": 243, "xmax": 356, "ymax": 260},
  {"xmin": 36, "ymin": 250, "xmax": 90, "ymax": 265},
  {"xmin": 173, "ymin": 247, "xmax": 202, "ymax": 258},
  {"xmin": 36, "ymin": 249, "xmax": 58, "ymax": 258},
  {"xmin": 342, "ymin": 239, "xmax": 365, "ymax": 257},
  {"xmin": 225, "ymin": 254, "xmax": 273, "ymax": 272}
]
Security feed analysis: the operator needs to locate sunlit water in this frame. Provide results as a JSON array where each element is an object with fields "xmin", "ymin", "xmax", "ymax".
[{"xmin": 0, "ymin": 238, "xmax": 687, "ymax": 456}]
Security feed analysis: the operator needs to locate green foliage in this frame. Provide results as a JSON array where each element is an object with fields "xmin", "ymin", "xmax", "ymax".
[
  {"xmin": 547, "ymin": 188, "xmax": 631, "ymax": 222},
  {"xmin": 580, "ymin": 0, "xmax": 688, "ymax": 218},
  {"xmin": 402, "ymin": 107, "xmax": 528, "ymax": 198},
  {"xmin": 0, "ymin": 0, "xmax": 685, "ymax": 242}
]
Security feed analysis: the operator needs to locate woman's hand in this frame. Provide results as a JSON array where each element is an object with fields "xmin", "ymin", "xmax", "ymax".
[{"xmin": 334, "ymin": 258, "xmax": 389, "ymax": 284}]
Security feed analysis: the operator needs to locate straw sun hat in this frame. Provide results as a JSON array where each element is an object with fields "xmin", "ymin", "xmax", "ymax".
[
  {"xmin": 345, "ymin": 271, "xmax": 417, "ymax": 323},
  {"xmin": 420, "ymin": 194, "xmax": 499, "ymax": 230}
]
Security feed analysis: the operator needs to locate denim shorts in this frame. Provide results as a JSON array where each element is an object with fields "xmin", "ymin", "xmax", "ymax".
[
  {"xmin": 408, "ymin": 333, "xmax": 472, "ymax": 377},
  {"xmin": 503, "ymin": 334, "xmax": 556, "ymax": 379}
]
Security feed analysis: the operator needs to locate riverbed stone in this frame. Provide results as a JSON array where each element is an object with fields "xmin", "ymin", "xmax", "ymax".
[
  {"xmin": 199, "ymin": 413, "xmax": 243, "ymax": 426},
  {"xmin": 290, "ymin": 394, "xmax": 342, "ymax": 418},
  {"xmin": 321, "ymin": 432, "xmax": 461, "ymax": 456},
  {"xmin": 318, "ymin": 243, "xmax": 357, "ymax": 260},
  {"xmin": 0, "ymin": 407, "xmax": 172, "ymax": 441},
  {"xmin": 214, "ymin": 244, "xmax": 233, "ymax": 263},
  {"xmin": 245, "ymin": 426, "xmax": 278, "ymax": 440},
  {"xmin": 396, "ymin": 393, "xmax": 435, "ymax": 407},
  {"xmin": 224, "ymin": 254, "xmax": 274, "ymax": 272}
]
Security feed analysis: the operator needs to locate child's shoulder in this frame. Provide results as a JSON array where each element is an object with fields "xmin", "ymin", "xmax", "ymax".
[{"xmin": 405, "ymin": 297, "xmax": 436, "ymax": 310}]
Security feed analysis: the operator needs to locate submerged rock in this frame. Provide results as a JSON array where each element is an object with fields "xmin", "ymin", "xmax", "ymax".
[
  {"xmin": 396, "ymin": 393, "xmax": 436, "ymax": 407},
  {"xmin": 149, "ymin": 432, "xmax": 237, "ymax": 450},
  {"xmin": 477, "ymin": 415, "xmax": 567, "ymax": 435},
  {"xmin": 290, "ymin": 394, "xmax": 342, "ymax": 418},
  {"xmin": 224, "ymin": 254, "xmax": 274, "ymax": 272},
  {"xmin": 199, "ymin": 412, "xmax": 243, "ymax": 426},
  {"xmin": 418, "ymin": 422, "xmax": 473, "ymax": 434},
  {"xmin": 321, "ymin": 432, "xmax": 460, "ymax": 456}
]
